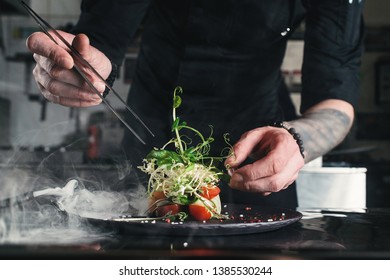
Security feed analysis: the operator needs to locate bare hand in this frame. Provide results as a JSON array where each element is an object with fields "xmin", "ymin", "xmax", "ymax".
[
  {"xmin": 26, "ymin": 31, "xmax": 112, "ymax": 107},
  {"xmin": 224, "ymin": 126, "xmax": 305, "ymax": 195}
]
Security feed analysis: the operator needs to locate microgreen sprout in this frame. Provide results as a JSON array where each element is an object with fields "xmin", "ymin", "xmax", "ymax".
[{"xmin": 138, "ymin": 86, "xmax": 232, "ymax": 220}]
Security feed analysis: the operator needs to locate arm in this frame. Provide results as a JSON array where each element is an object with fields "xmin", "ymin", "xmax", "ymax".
[
  {"xmin": 291, "ymin": 0, "xmax": 365, "ymax": 163},
  {"xmin": 289, "ymin": 99, "xmax": 353, "ymax": 163},
  {"xmin": 225, "ymin": 0, "xmax": 365, "ymax": 194}
]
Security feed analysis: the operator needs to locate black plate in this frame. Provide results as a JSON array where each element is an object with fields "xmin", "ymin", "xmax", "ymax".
[{"xmin": 79, "ymin": 204, "xmax": 302, "ymax": 236}]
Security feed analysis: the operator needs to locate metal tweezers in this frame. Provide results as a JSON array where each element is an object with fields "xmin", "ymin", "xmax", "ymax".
[{"xmin": 20, "ymin": 1, "xmax": 154, "ymax": 145}]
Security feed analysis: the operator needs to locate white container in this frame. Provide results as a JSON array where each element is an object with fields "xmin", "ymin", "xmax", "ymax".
[{"xmin": 296, "ymin": 167, "xmax": 367, "ymax": 212}]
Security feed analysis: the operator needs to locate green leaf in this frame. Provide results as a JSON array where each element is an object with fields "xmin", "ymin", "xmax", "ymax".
[
  {"xmin": 173, "ymin": 86, "xmax": 183, "ymax": 109},
  {"xmin": 172, "ymin": 194, "xmax": 188, "ymax": 205},
  {"xmin": 146, "ymin": 149, "xmax": 169, "ymax": 160},
  {"xmin": 184, "ymin": 147, "xmax": 198, "ymax": 163},
  {"xmin": 146, "ymin": 149, "xmax": 183, "ymax": 167},
  {"xmin": 173, "ymin": 95, "xmax": 182, "ymax": 109},
  {"xmin": 177, "ymin": 121, "xmax": 187, "ymax": 130},
  {"xmin": 174, "ymin": 194, "xmax": 197, "ymax": 205}
]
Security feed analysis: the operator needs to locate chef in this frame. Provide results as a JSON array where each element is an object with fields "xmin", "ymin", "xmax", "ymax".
[{"xmin": 26, "ymin": 0, "xmax": 365, "ymax": 209}]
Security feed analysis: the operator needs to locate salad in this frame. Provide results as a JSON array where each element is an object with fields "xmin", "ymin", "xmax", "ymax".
[{"xmin": 138, "ymin": 87, "xmax": 232, "ymax": 221}]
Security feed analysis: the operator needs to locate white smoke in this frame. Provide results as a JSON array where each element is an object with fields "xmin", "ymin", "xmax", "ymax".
[
  {"xmin": 58, "ymin": 184, "xmax": 131, "ymax": 220},
  {"xmin": 0, "ymin": 167, "xmax": 149, "ymax": 245}
]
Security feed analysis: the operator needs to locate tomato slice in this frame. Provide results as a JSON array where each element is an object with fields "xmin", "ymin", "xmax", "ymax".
[
  {"xmin": 200, "ymin": 185, "xmax": 220, "ymax": 199},
  {"xmin": 155, "ymin": 203, "xmax": 182, "ymax": 217},
  {"xmin": 189, "ymin": 200, "xmax": 212, "ymax": 221},
  {"xmin": 189, "ymin": 194, "xmax": 222, "ymax": 221},
  {"xmin": 149, "ymin": 191, "xmax": 182, "ymax": 217}
]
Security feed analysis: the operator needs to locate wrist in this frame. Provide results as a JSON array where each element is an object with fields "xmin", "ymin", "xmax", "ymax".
[{"xmin": 272, "ymin": 122, "xmax": 305, "ymax": 159}]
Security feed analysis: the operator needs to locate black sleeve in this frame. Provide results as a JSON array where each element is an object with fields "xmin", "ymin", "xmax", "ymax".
[
  {"xmin": 71, "ymin": 0, "xmax": 151, "ymax": 66},
  {"xmin": 300, "ymin": 0, "xmax": 365, "ymax": 113}
]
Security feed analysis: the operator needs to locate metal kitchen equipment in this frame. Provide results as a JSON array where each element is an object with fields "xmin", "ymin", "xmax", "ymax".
[{"xmin": 19, "ymin": 1, "xmax": 154, "ymax": 145}]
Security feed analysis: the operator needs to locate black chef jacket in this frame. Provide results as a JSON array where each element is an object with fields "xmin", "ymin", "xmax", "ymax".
[{"xmin": 72, "ymin": 0, "xmax": 365, "ymax": 208}]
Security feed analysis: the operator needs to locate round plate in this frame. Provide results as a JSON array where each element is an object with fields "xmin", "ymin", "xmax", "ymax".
[{"xmin": 79, "ymin": 203, "xmax": 302, "ymax": 236}]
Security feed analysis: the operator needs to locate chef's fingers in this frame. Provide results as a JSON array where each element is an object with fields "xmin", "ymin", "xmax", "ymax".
[
  {"xmin": 37, "ymin": 82, "xmax": 59, "ymax": 104},
  {"xmin": 235, "ymin": 127, "xmax": 302, "ymax": 178},
  {"xmin": 36, "ymin": 82, "xmax": 101, "ymax": 108},
  {"xmin": 226, "ymin": 126, "xmax": 294, "ymax": 171},
  {"xmin": 72, "ymin": 33, "xmax": 93, "ymax": 63},
  {"xmin": 72, "ymin": 33, "xmax": 112, "ymax": 85},
  {"xmin": 225, "ymin": 127, "xmax": 266, "ymax": 169},
  {"xmin": 28, "ymin": 32, "xmax": 109, "ymax": 91},
  {"xmin": 33, "ymin": 54, "xmax": 84, "ymax": 88},
  {"xmin": 229, "ymin": 151, "xmax": 302, "ymax": 194},
  {"xmin": 34, "ymin": 65, "xmax": 102, "ymax": 106},
  {"xmin": 229, "ymin": 129, "xmax": 304, "ymax": 192},
  {"xmin": 26, "ymin": 31, "xmax": 75, "ymax": 69},
  {"xmin": 33, "ymin": 53, "xmax": 106, "ymax": 94}
]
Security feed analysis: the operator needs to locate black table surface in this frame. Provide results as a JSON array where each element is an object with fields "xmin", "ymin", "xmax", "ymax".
[{"xmin": 1, "ymin": 207, "xmax": 390, "ymax": 260}]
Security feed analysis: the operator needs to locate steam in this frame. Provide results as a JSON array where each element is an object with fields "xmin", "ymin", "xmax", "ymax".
[
  {"xmin": 33, "ymin": 178, "xmax": 78, "ymax": 198},
  {"xmin": 0, "ymin": 164, "xmax": 149, "ymax": 245},
  {"xmin": 57, "ymin": 184, "xmax": 130, "ymax": 219}
]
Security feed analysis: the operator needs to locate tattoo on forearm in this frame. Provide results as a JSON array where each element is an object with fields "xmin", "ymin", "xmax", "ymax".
[{"xmin": 288, "ymin": 109, "xmax": 352, "ymax": 163}]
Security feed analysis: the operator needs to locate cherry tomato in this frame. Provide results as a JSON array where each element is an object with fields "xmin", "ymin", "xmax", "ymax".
[
  {"xmin": 189, "ymin": 200, "xmax": 212, "ymax": 221},
  {"xmin": 189, "ymin": 195, "xmax": 222, "ymax": 221},
  {"xmin": 155, "ymin": 203, "xmax": 182, "ymax": 217},
  {"xmin": 200, "ymin": 185, "xmax": 220, "ymax": 199}
]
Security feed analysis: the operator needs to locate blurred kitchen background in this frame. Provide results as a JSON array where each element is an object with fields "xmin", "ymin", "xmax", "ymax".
[{"xmin": 0, "ymin": 1, "xmax": 389, "ymax": 206}]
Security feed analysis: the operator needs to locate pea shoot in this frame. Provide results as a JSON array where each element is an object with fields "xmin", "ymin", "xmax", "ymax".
[{"xmin": 138, "ymin": 86, "xmax": 232, "ymax": 221}]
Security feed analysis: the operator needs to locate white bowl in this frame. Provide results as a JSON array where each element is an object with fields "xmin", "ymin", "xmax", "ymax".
[{"xmin": 296, "ymin": 167, "xmax": 367, "ymax": 212}]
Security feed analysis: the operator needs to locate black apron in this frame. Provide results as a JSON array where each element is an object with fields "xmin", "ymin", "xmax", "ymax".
[{"xmin": 123, "ymin": 0, "xmax": 306, "ymax": 209}]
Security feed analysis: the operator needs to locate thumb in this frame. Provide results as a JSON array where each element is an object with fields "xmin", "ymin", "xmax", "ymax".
[
  {"xmin": 71, "ymin": 33, "xmax": 106, "ymax": 92},
  {"xmin": 72, "ymin": 33, "xmax": 92, "ymax": 61}
]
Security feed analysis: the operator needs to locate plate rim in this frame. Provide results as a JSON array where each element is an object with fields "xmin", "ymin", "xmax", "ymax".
[{"xmin": 76, "ymin": 204, "xmax": 303, "ymax": 236}]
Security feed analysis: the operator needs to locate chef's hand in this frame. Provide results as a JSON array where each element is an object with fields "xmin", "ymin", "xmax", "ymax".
[
  {"xmin": 224, "ymin": 126, "xmax": 305, "ymax": 195},
  {"xmin": 225, "ymin": 99, "xmax": 354, "ymax": 195},
  {"xmin": 26, "ymin": 31, "xmax": 112, "ymax": 107}
]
